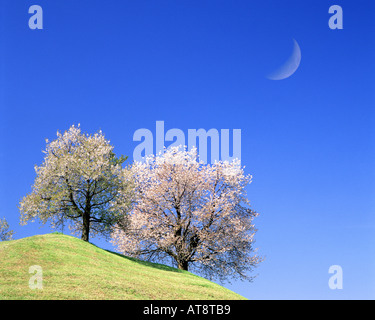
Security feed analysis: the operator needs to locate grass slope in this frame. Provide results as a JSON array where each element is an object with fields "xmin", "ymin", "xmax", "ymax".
[{"xmin": 0, "ymin": 233, "xmax": 245, "ymax": 300}]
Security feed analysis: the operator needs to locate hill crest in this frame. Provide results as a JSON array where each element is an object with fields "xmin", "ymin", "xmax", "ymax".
[{"xmin": 0, "ymin": 233, "xmax": 246, "ymax": 300}]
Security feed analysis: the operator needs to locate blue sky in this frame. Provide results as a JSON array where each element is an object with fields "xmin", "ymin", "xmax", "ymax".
[{"xmin": 1, "ymin": 0, "xmax": 374, "ymax": 299}]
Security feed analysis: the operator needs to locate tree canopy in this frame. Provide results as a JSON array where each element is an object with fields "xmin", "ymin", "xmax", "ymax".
[
  {"xmin": 19, "ymin": 126, "xmax": 262, "ymax": 282},
  {"xmin": 111, "ymin": 146, "xmax": 262, "ymax": 282},
  {"xmin": 0, "ymin": 217, "xmax": 14, "ymax": 241},
  {"xmin": 19, "ymin": 125, "xmax": 133, "ymax": 241}
]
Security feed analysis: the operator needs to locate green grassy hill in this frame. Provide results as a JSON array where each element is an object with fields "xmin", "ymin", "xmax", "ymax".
[{"xmin": 0, "ymin": 233, "xmax": 246, "ymax": 300}]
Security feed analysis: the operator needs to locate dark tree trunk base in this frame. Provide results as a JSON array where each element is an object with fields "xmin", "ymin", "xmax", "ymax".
[
  {"xmin": 178, "ymin": 261, "xmax": 189, "ymax": 271},
  {"xmin": 81, "ymin": 212, "xmax": 90, "ymax": 242}
]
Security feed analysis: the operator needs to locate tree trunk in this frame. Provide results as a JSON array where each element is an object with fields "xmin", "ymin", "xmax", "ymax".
[
  {"xmin": 81, "ymin": 211, "xmax": 90, "ymax": 242},
  {"xmin": 178, "ymin": 260, "xmax": 189, "ymax": 271}
]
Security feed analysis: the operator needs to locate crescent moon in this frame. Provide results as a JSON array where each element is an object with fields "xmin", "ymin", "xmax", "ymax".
[{"xmin": 267, "ymin": 38, "xmax": 301, "ymax": 80}]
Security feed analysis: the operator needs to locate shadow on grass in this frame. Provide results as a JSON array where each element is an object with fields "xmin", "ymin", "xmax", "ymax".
[
  {"xmin": 104, "ymin": 249, "xmax": 186, "ymax": 274},
  {"xmin": 50, "ymin": 232, "xmax": 186, "ymax": 275}
]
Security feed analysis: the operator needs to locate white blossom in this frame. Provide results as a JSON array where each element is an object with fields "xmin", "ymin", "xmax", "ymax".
[
  {"xmin": 19, "ymin": 125, "xmax": 134, "ymax": 241},
  {"xmin": 111, "ymin": 145, "xmax": 262, "ymax": 282}
]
